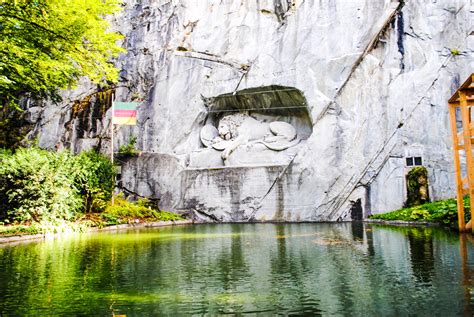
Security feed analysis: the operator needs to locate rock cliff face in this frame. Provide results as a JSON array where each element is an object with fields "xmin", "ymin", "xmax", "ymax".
[{"xmin": 28, "ymin": 0, "xmax": 473, "ymax": 221}]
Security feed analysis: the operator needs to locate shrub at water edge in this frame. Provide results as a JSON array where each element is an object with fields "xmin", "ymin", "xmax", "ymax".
[
  {"xmin": 0, "ymin": 147, "xmax": 114, "ymax": 223},
  {"xmin": 102, "ymin": 194, "xmax": 184, "ymax": 223},
  {"xmin": 370, "ymin": 197, "xmax": 470, "ymax": 227},
  {"xmin": 74, "ymin": 150, "xmax": 114, "ymax": 213}
]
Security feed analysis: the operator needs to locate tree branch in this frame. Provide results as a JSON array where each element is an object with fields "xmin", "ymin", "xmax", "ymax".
[{"xmin": 0, "ymin": 13, "xmax": 68, "ymax": 41}]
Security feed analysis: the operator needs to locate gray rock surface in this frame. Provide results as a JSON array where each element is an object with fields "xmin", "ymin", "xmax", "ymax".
[{"xmin": 26, "ymin": 0, "xmax": 473, "ymax": 221}]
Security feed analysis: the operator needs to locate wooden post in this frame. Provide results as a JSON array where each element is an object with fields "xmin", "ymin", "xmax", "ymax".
[
  {"xmin": 449, "ymin": 74, "xmax": 474, "ymax": 233},
  {"xmin": 449, "ymin": 102, "xmax": 466, "ymax": 231},
  {"xmin": 459, "ymin": 92, "xmax": 474, "ymax": 233}
]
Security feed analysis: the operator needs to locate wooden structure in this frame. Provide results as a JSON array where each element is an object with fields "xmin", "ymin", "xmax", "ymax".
[{"xmin": 448, "ymin": 73, "xmax": 474, "ymax": 232}]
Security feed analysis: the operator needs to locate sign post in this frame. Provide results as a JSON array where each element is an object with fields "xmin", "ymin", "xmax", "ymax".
[
  {"xmin": 111, "ymin": 100, "xmax": 114, "ymax": 204},
  {"xmin": 111, "ymin": 101, "xmax": 139, "ymax": 205}
]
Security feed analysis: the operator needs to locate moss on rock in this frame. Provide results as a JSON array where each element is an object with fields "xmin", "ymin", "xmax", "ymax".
[{"xmin": 405, "ymin": 166, "xmax": 429, "ymax": 208}]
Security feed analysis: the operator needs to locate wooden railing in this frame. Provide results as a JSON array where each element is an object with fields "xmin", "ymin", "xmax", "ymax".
[{"xmin": 448, "ymin": 73, "xmax": 474, "ymax": 232}]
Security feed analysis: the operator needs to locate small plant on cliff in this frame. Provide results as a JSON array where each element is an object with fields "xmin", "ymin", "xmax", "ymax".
[
  {"xmin": 450, "ymin": 48, "xmax": 460, "ymax": 56},
  {"xmin": 117, "ymin": 136, "xmax": 139, "ymax": 159}
]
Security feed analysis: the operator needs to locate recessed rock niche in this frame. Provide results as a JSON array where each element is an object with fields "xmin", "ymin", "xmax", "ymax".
[{"xmin": 188, "ymin": 85, "xmax": 312, "ymax": 168}]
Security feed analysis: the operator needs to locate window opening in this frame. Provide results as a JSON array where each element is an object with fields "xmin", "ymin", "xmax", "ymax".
[{"xmin": 406, "ymin": 156, "xmax": 423, "ymax": 167}]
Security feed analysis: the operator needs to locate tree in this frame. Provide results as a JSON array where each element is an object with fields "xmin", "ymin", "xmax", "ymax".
[{"xmin": 0, "ymin": 0, "xmax": 125, "ymax": 107}]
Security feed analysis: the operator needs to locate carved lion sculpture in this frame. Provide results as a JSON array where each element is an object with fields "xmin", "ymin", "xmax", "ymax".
[{"xmin": 200, "ymin": 113, "xmax": 299, "ymax": 161}]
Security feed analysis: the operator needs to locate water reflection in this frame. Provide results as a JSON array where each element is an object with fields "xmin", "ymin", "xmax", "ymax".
[
  {"xmin": 0, "ymin": 223, "xmax": 473, "ymax": 315},
  {"xmin": 269, "ymin": 225, "xmax": 323, "ymax": 314},
  {"xmin": 351, "ymin": 221, "xmax": 364, "ymax": 241},
  {"xmin": 460, "ymin": 234, "xmax": 473, "ymax": 316},
  {"xmin": 407, "ymin": 228, "xmax": 435, "ymax": 284}
]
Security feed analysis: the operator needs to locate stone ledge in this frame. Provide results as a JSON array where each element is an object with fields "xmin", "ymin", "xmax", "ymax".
[{"xmin": 184, "ymin": 163, "xmax": 288, "ymax": 171}]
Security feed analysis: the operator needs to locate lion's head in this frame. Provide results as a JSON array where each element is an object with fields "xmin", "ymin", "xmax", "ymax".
[{"xmin": 217, "ymin": 113, "xmax": 247, "ymax": 140}]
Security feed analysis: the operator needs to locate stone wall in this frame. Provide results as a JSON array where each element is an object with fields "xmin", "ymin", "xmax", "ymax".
[{"xmin": 27, "ymin": 0, "xmax": 473, "ymax": 221}]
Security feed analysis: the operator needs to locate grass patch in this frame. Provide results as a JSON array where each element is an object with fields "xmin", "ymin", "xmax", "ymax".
[
  {"xmin": 0, "ymin": 195, "xmax": 185, "ymax": 237},
  {"xmin": 370, "ymin": 197, "xmax": 470, "ymax": 227},
  {"xmin": 0, "ymin": 224, "xmax": 40, "ymax": 236},
  {"xmin": 102, "ymin": 194, "xmax": 184, "ymax": 223},
  {"xmin": 0, "ymin": 220, "xmax": 93, "ymax": 236}
]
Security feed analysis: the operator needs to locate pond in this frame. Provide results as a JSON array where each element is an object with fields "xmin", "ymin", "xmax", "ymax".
[{"xmin": 0, "ymin": 223, "xmax": 473, "ymax": 315}]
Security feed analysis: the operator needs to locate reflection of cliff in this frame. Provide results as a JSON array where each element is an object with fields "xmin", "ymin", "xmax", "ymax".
[
  {"xmin": 213, "ymin": 225, "xmax": 251, "ymax": 292},
  {"xmin": 408, "ymin": 229, "xmax": 435, "ymax": 284},
  {"xmin": 268, "ymin": 225, "xmax": 323, "ymax": 314},
  {"xmin": 0, "ymin": 224, "xmax": 473, "ymax": 315}
]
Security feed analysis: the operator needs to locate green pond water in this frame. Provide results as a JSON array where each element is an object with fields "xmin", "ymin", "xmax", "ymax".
[{"xmin": 0, "ymin": 223, "xmax": 473, "ymax": 315}]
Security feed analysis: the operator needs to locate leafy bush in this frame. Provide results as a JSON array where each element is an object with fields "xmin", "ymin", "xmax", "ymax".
[
  {"xmin": 73, "ymin": 150, "xmax": 114, "ymax": 212},
  {"xmin": 0, "ymin": 219, "xmax": 95, "ymax": 236},
  {"xmin": 117, "ymin": 136, "xmax": 139, "ymax": 159},
  {"xmin": 158, "ymin": 210, "xmax": 186, "ymax": 222},
  {"xmin": 0, "ymin": 147, "xmax": 115, "ymax": 223},
  {"xmin": 103, "ymin": 194, "xmax": 184, "ymax": 222},
  {"xmin": 370, "ymin": 197, "xmax": 470, "ymax": 226},
  {"xmin": 0, "ymin": 148, "xmax": 82, "ymax": 222},
  {"xmin": 0, "ymin": 148, "xmax": 12, "ymax": 159},
  {"xmin": 0, "ymin": 146, "xmax": 186, "ymax": 229},
  {"xmin": 0, "ymin": 224, "xmax": 40, "ymax": 236},
  {"xmin": 100, "ymin": 213, "xmax": 121, "ymax": 225}
]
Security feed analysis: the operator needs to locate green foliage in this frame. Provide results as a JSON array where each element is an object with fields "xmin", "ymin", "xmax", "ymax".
[
  {"xmin": 370, "ymin": 197, "xmax": 470, "ymax": 226},
  {"xmin": 103, "ymin": 194, "xmax": 184, "ymax": 222},
  {"xmin": 158, "ymin": 210, "xmax": 186, "ymax": 222},
  {"xmin": 100, "ymin": 213, "xmax": 121, "ymax": 225},
  {"xmin": 0, "ymin": 147, "xmax": 184, "ymax": 233},
  {"xmin": 405, "ymin": 166, "xmax": 429, "ymax": 207},
  {"xmin": 74, "ymin": 150, "xmax": 114, "ymax": 212},
  {"xmin": 0, "ymin": 107, "xmax": 32, "ymax": 148},
  {"xmin": 450, "ymin": 48, "xmax": 460, "ymax": 56},
  {"xmin": 0, "ymin": 0, "xmax": 125, "ymax": 107},
  {"xmin": 0, "ymin": 224, "xmax": 39, "ymax": 236},
  {"xmin": 117, "ymin": 136, "xmax": 139, "ymax": 159},
  {"xmin": 0, "ymin": 148, "xmax": 82, "ymax": 222},
  {"xmin": 0, "ymin": 219, "xmax": 95, "ymax": 236},
  {"xmin": 0, "ymin": 148, "xmax": 12, "ymax": 160},
  {"xmin": 0, "ymin": 147, "xmax": 115, "ymax": 223}
]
